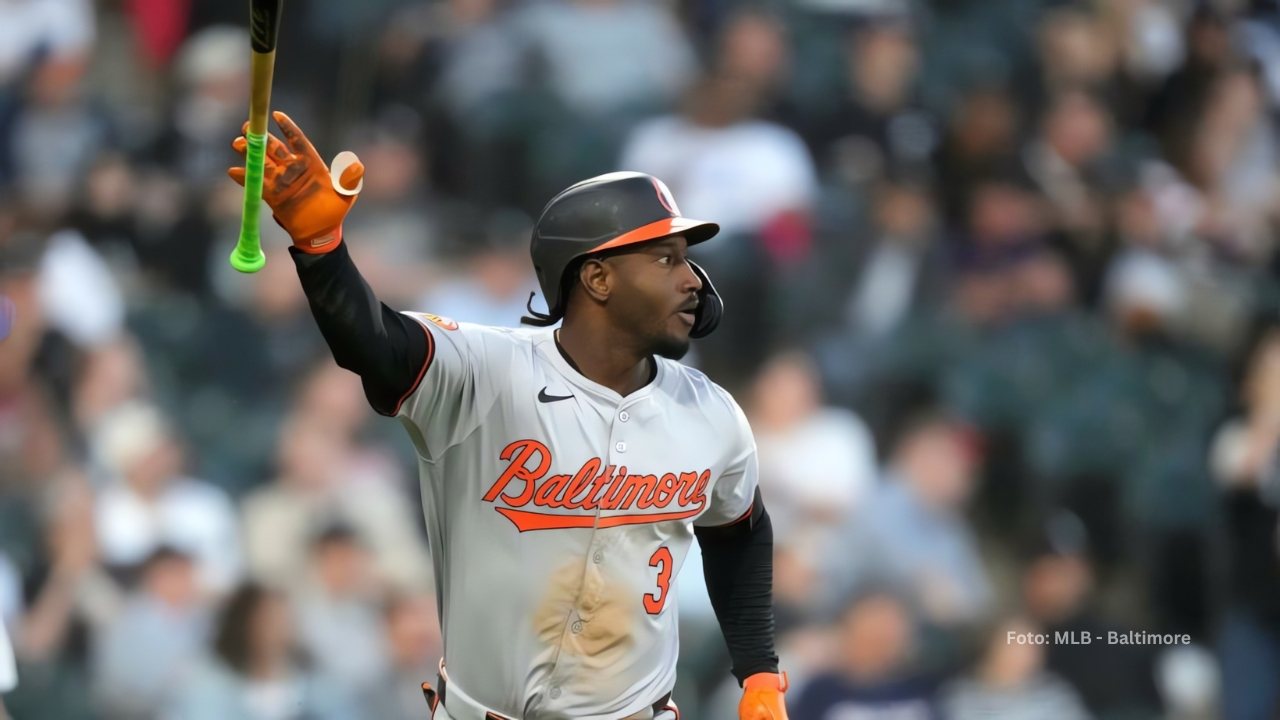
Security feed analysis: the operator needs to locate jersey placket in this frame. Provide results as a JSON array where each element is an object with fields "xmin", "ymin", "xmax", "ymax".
[{"xmin": 545, "ymin": 395, "xmax": 647, "ymax": 708}]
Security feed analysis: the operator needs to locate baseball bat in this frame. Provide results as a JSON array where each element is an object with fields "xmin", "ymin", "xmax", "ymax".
[{"xmin": 230, "ymin": 0, "xmax": 285, "ymax": 273}]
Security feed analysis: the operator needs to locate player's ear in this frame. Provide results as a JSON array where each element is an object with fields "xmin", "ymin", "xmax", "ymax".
[{"xmin": 579, "ymin": 258, "xmax": 612, "ymax": 303}]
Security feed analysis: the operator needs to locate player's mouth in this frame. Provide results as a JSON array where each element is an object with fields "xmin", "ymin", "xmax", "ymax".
[{"xmin": 676, "ymin": 301, "xmax": 698, "ymax": 327}]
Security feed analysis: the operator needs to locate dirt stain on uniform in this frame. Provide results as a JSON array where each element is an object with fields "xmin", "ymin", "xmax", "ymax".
[
  {"xmin": 573, "ymin": 561, "xmax": 639, "ymax": 669},
  {"xmin": 532, "ymin": 557, "xmax": 638, "ymax": 669}
]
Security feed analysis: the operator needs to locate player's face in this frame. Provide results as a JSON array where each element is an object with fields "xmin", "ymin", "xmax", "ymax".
[{"xmin": 604, "ymin": 236, "xmax": 702, "ymax": 359}]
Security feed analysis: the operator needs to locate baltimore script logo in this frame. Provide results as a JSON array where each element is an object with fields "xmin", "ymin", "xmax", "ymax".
[{"xmin": 483, "ymin": 439, "xmax": 711, "ymax": 532}]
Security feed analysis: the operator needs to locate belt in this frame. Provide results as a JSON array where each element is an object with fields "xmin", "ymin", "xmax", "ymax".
[{"xmin": 421, "ymin": 662, "xmax": 677, "ymax": 720}]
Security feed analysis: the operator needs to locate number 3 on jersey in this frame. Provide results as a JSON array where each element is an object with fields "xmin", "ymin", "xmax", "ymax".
[{"xmin": 644, "ymin": 546, "xmax": 673, "ymax": 615}]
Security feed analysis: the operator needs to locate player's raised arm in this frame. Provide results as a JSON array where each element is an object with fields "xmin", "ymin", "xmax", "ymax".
[{"xmin": 229, "ymin": 111, "xmax": 429, "ymax": 415}]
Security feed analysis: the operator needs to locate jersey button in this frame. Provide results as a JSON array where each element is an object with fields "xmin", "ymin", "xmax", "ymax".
[
  {"xmin": 615, "ymin": 441, "xmax": 627, "ymax": 453},
  {"xmin": 619, "ymin": 410, "xmax": 630, "ymax": 422},
  {"xmin": 571, "ymin": 621, "xmax": 584, "ymax": 634},
  {"xmin": 550, "ymin": 687, "xmax": 562, "ymax": 699},
  {"xmin": 593, "ymin": 551, "xmax": 603, "ymax": 564}
]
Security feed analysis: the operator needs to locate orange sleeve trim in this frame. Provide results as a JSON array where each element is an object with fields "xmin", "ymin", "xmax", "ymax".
[
  {"xmin": 390, "ymin": 316, "xmax": 435, "ymax": 416},
  {"xmin": 420, "ymin": 682, "xmax": 439, "ymax": 711}
]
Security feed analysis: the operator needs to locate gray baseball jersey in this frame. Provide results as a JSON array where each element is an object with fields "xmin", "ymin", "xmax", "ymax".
[{"xmin": 394, "ymin": 314, "xmax": 757, "ymax": 720}]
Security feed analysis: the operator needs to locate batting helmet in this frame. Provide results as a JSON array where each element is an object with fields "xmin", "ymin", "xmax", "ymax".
[{"xmin": 522, "ymin": 171, "xmax": 724, "ymax": 338}]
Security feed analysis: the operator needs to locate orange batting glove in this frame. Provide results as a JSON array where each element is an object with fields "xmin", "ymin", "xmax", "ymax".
[
  {"xmin": 228, "ymin": 110, "xmax": 364, "ymax": 254},
  {"xmin": 740, "ymin": 672, "xmax": 789, "ymax": 720}
]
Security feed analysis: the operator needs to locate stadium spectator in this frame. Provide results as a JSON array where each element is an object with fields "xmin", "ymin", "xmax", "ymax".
[
  {"xmin": 91, "ymin": 547, "xmax": 209, "ymax": 719},
  {"xmin": 1211, "ymin": 323, "xmax": 1280, "ymax": 720},
  {"xmin": 4, "ymin": 478, "xmax": 114, "ymax": 720},
  {"xmin": 939, "ymin": 616, "xmax": 1092, "ymax": 720},
  {"xmin": 619, "ymin": 71, "xmax": 817, "ymax": 244},
  {"xmin": 1020, "ymin": 513, "xmax": 1162, "ymax": 717},
  {"xmin": 292, "ymin": 525, "xmax": 390, "ymax": 703},
  {"xmin": 823, "ymin": 412, "xmax": 992, "ymax": 628},
  {"xmin": 749, "ymin": 350, "xmax": 877, "ymax": 549},
  {"xmin": 167, "ymin": 582, "xmax": 356, "ymax": 720},
  {"xmin": 91, "ymin": 402, "xmax": 241, "ymax": 595},
  {"xmin": 242, "ymin": 410, "xmax": 431, "ymax": 593},
  {"xmin": 364, "ymin": 591, "xmax": 443, "ymax": 720},
  {"xmin": 792, "ymin": 590, "xmax": 940, "ymax": 719}
]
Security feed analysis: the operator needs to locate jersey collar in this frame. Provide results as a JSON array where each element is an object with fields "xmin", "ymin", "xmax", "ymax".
[{"xmin": 536, "ymin": 328, "xmax": 666, "ymax": 405}]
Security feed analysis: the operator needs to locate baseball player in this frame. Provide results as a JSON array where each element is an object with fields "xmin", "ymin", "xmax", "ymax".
[{"xmin": 230, "ymin": 112, "xmax": 789, "ymax": 720}]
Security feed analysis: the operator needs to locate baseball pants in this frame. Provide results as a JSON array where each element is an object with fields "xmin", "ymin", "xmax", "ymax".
[
  {"xmin": 429, "ymin": 705, "xmax": 678, "ymax": 720},
  {"xmin": 424, "ymin": 683, "xmax": 679, "ymax": 720}
]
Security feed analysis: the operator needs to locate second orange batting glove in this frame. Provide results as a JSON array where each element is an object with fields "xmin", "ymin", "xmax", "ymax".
[
  {"xmin": 228, "ymin": 110, "xmax": 364, "ymax": 254},
  {"xmin": 740, "ymin": 672, "xmax": 789, "ymax": 720}
]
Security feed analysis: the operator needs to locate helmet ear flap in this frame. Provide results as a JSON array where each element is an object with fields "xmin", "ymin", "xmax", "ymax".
[{"xmin": 688, "ymin": 260, "xmax": 722, "ymax": 339}]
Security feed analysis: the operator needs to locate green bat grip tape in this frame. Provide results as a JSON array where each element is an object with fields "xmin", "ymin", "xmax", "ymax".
[{"xmin": 231, "ymin": 132, "xmax": 268, "ymax": 273}]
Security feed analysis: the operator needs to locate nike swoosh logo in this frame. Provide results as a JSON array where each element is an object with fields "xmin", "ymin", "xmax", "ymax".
[{"xmin": 537, "ymin": 387, "xmax": 574, "ymax": 403}]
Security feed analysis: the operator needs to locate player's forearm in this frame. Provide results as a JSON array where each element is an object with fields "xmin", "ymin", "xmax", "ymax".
[
  {"xmin": 696, "ymin": 497, "xmax": 780, "ymax": 683},
  {"xmin": 290, "ymin": 242, "xmax": 429, "ymax": 415}
]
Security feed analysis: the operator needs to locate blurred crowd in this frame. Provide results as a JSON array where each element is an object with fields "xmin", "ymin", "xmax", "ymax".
[{"xmin": 2, "ymin": 0, "xmax": 1280, "ymax": 718}]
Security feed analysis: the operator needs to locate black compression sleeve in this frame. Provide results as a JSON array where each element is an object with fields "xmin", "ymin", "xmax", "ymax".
[
  {"xmin": 290, "ymin": 244, "xmax": 430, "ymax": 416},
  {"xmin": 694, "ymin": 489, "xmax": 780, "ymax": 684}
]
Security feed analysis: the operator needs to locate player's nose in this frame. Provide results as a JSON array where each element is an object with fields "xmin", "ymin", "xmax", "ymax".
[{"xmin": 678, "ymin": 260, "xmax": 702, "ymax": 293}]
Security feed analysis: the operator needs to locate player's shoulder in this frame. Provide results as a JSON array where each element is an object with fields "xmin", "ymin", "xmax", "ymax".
[
  {"xmin": 402, "ymin": 312, "xmax": 546, "ymax": 346},
  {"xmin": 656, "ymin": 358, "xmax": 747, "ymax": 421}
]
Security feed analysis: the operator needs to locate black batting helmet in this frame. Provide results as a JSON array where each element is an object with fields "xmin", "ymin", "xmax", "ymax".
[{"xmin": 522, "ymin": 171, "xmax": 724, "ymax": 338}]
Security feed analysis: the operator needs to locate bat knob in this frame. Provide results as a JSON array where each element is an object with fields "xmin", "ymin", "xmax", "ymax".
[{"xmin": 230, "ymin": 245, "xmax": 267, "ymax": 273}]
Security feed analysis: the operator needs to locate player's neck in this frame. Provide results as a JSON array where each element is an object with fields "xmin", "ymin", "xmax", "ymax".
[{"xmin": 556, "ymin": 325, "xmax": 653, "ymax": 397}]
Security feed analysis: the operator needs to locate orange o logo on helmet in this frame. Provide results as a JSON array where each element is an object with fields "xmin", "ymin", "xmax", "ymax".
[{"xmin": 650, "ymin": 177, "xmax": 680, "ymax": 216}]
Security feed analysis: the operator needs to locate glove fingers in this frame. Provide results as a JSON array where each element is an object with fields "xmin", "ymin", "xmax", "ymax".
[
  {"xmin": 266, "ymin": 132, "xmax": 292, "ymax": 162},
  {"xmin": 232, "ymin": 132, "xmax": 292, "ymax": 162},
  {"xmin": 227, "ymin": 158, "xmax": 286, "ymax": 189},
  {"xmin": 272, "ymin": 110, "xmax": 321, "ymax": 161}
]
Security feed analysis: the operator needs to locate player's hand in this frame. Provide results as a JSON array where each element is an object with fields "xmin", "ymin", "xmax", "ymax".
[
  {"xmin": 228, "ymin": 110, "xmax": 364, "ymax": 254},
  {"xmin": 739, "ymin": 672, "xmax": 789, "ymax": 720}
]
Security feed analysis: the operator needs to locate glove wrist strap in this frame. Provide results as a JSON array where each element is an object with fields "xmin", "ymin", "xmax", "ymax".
[{"xmin": 293, "ymin": 225, "xmax": 343, "ymax": 255}]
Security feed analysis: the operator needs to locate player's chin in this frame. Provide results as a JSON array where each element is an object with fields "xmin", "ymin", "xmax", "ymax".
[{"xmin": 652, "ymin": 329, "xmax": 691, "ymax": 360}]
